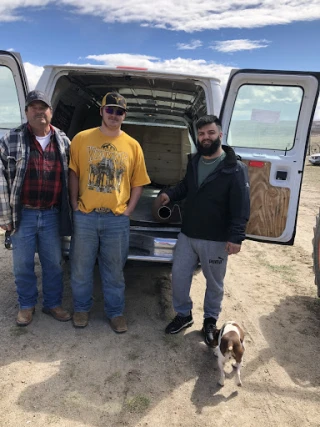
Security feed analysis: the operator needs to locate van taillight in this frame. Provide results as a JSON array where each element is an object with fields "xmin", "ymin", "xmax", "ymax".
[
  {"xmin": 116, "ymin": 66, "xmax": 148, "ymax": 70},
  {"xmin": 249, "ymin": 161, "xmax": 265, "ymax": 168}
]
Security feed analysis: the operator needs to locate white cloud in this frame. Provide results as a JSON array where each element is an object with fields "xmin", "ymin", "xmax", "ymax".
[
  {"xmin": 61, "ymin": 0, "xmax": 320, "ymax": 31},
  {"xmin": 1, "ymin": 1, "xmax": 320, "ymax": 31},
  {"xmin": 23, "ymin": 62, "xmax": 44, "ymax": 89},
  {"xmin": 22, "ymin": 53, "xmax": 232, "ymax": 91},
  {"xmin": 86, "ymin": 53, "xmax": 232, "ymax": 83},
  {"xmin": 18, "ymin": 55, "xmax": 320, "ymax": 122},
  {"xmin": 86, "ymin": 53, "xmax": 159, "ymax": 70},
  {"xmin": 177, "ymin": 40, "xmax": 202, "ymax": 50},
  {"xmin": 86, "ymin": 53, "xmax": 320, "ymax": 122},
  {"xmin": 0, "ymin": 1, "xmax": 51, "ymax": 22},
  {"xmin": 211, "ymin": 39, "xmax": 270, "ymax": 53}
]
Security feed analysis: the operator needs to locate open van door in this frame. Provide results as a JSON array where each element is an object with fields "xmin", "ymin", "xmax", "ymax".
[
  {"xmin": 220, "ymin": 69, "xmax": 320, "ymax": 245},
  {"xmin": 0, "ymin": 50, "xmax": 29, "ymax": 137}
]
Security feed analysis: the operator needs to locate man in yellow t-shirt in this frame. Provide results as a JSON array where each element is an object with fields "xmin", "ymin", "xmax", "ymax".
[{"xmin": 69, "ymin": 92, "xmax": 150, "ymax": 331}]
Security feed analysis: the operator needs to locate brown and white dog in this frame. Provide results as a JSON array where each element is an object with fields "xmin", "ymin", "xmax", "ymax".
[{"xmin": 212, "ymin": 321, "xmax": 245, "ymax": 387}]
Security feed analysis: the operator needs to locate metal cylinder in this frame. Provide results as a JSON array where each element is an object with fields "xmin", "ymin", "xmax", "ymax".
[
  {"xmin": 152, "ymin": 195, "xmax": 172, "ymax": 223},
  {"xmin": 157, "ymin": 205, "xmax": 172, "ymax": 220},
  {"xmin": 152, "ymin": 194, "xmax": 181, "ymax": 224}
]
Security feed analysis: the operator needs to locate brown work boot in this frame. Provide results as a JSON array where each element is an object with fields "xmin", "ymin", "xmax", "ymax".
[
  {"xmin": 16, "ymin": 307, "xmax": 35, "ymax": 326},
  {"xmin": 109, "ymin": 315, "xmax": 127, "ymax": 333},
  {"xmin": 72, "ymin": 312, "xmax": 89, "ymax": 328},
  {"xmin": 42, "ymin": 306, "xmax": 72, "ymax": 322}
]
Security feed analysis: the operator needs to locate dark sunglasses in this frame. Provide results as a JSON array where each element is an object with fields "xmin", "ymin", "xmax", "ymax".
[{"xmin": 104, "ymin": 106, "xmax": 125, "ymax": 116}]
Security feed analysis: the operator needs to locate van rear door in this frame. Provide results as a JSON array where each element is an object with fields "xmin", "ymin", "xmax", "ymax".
[
  {"xmin": 220, "ymin": 69, "xmax": 320, "ymax": 244},
  {"xmin": 0, "ymin": 50, "xmax": 29, "ymax": 137}
]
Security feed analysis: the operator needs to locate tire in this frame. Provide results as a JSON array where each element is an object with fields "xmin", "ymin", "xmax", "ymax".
[{"xmin": 313, "ymin": 209, "xmax": 320, "ymax": 297}]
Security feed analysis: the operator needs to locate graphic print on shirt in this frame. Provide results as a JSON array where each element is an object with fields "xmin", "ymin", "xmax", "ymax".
[{"xmin": 87, "ymin": 143, "xmax": 128, "ymax": 193}]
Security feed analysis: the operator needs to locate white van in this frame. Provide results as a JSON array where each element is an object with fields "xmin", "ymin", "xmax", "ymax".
[{"xmin": 1, "ymin": 50, "xmax": 319, "ymax": 262}]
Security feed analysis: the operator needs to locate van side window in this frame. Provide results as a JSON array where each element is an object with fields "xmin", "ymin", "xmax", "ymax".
[
  {"xmin": 227, "ymin": 84, "xmax": 303, "ymax": 151},
  {"xmin": 0, "ymin": 65, "xmax": 22, "ymax": 129}
]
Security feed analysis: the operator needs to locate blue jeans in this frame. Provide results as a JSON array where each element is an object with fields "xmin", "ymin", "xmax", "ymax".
[
  {"xmin": 10, "ymin": 207, "xmax": 64, "ymax": 310},
  {"xmin": 70, "ymin": 211, "xmax": 130, "ymax": 318}
]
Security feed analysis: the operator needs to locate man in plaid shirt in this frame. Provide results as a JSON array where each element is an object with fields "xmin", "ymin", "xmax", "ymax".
[{"xmin": 0, "ymin": 90, "xmax": 72, "ymax": 326}]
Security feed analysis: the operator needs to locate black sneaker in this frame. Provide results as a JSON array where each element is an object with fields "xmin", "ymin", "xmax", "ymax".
[
  {"xmin": 202, "ymin": 317, "xmax": 217, "ymax": 346},
  {"xmin": 165, "ymin": 313, "xmax": 194, "ymax": 334}
]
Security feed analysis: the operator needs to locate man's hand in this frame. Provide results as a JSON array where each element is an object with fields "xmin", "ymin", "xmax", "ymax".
[
  {"xmin": 1, "ymin": 224, "xmax": 12, "ymax": 231},
  {"xmin": 71, "ymin": 201, "xmax": 79, "ymax": 211},
  {"xmin": 123, "ymin": 186, "xmax": 143, "ymax": 217},
  {"xmin": 225, "ymin": 242, "xmax": 241, "ymax": 255},
  {"xmin": 123, "ymin": 208, "xmax": 132, "ymax": 217},
  {"xmin": 158, "ymin": 193, "xmax": 170, "ymax": 206}
]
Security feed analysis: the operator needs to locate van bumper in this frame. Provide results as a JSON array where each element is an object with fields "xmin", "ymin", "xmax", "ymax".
[{"xmin": 61, "ymin": 233, "xmax": 177, "ymax": 263}]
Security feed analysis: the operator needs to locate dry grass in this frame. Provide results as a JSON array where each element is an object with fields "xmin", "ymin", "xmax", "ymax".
[
  {"xmin": 9, "ymin": 326, "xmax": 28, "ymax": 336},
  {"xmin": 124, "ymin": 395, "xmax": 150, "ymax": 413}
]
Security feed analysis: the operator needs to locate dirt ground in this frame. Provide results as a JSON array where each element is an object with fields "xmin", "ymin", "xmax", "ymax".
[{"xmin": 0, "ymin": 160, "xmax": 320, "ymax": 427}]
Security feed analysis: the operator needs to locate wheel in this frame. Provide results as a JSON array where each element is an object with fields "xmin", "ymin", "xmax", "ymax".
[{"xmin": 313, "ymin": 209, "xmax": 320, "ymax": 297}]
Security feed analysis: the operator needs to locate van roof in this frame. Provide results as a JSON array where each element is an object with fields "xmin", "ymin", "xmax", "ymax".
[{"xmin": 41, "ymin": 64, "xmax": 221, "ymax": 83}]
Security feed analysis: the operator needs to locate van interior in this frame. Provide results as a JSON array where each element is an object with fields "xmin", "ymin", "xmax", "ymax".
[{"xmin": 50, "ymin": 70, "xmax": 208, "ymax": 256}]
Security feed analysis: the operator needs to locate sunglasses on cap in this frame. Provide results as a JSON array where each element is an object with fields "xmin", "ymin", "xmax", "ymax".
[{"xmin": 104, "ymin": 106, "xmax": 126, "ymax": 116}]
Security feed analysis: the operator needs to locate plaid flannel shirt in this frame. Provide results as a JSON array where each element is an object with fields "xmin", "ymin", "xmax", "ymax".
[
  {"xmin": 0, "ymin": 123, "xmax": 71, "ymax": 234},
  {"xmin": 21, "ymin": 124, "xmax": 63, "ymax": 208}
]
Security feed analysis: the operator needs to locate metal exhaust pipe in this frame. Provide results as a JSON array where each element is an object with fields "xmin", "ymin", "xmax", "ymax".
[
  {"xmin": 157, "ymin": 205, "xmax": 172, "ymax": 220},
  {"xmin": 152, "ymin": 194, "xmax": 181, "ymax": 223}
]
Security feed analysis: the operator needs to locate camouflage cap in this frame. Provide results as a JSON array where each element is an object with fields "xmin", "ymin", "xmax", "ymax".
[{"xmin": 101, "ymin": 92, "xmax": 127, "ymax": 111}]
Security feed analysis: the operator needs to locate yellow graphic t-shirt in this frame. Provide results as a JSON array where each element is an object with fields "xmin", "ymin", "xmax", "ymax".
[{"xmin": 69, "ymin": 128, "xmax": 151, "ymax": 214}]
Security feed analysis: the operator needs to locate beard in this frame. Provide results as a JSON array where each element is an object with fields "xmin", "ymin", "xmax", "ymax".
[{"xmin": 197, "ymin": 137, "xmax": 221, "ymax": 156}]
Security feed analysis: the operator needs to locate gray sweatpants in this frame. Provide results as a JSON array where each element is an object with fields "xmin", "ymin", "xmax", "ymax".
[{"xmin": 171, "ymin": 232, "xmax": 228, "ymax": 320}]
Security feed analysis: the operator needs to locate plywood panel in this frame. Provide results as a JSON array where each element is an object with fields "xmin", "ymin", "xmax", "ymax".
[
  {"xmin": 181, "ymin": 128, "xmax": 191, "ymax": 179},
  {"xmin": 143, "ymin": 127, "xmax": 185, "ymax": 184},
  {"xmin": 243, "ymin": 160, "xmax": 290, "ymax": 238},
  {"xmin": 145, "ymin": 152, "xmax": 182, "ymax": 162},
  {"xmin": 146, "ymin": 160, "xmax": 180, "ymax": 171},
  {"xmin": 121, "ymin": 124, "xmax": 191, "ymax": 185},
  {"xmin": 143, "ymin": 143, "xmax": 181, "ymax": 154},
  {"xmin": 144, "ymin": 131, "xmax": 182, "ymax": 145},
  {"xmin": 122, "ymin": 124, "xmax": 145, "ymax": 147}
]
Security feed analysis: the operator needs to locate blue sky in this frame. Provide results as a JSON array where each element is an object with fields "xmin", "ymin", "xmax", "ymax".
[{"xmin": 1, "ymin": 1, "xmax": 320, "ymax": 118}]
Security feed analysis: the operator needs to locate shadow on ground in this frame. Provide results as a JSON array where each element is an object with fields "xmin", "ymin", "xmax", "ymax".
[
  {"xmin": 2, "ymin": 256, "xmax": 320, "ymax": 425},
  {"xmin": 0, "ymin": 262, "xmax": 221, "ymax": 426},
  {"xmin": 239, "ymin": 295, "xmax": 320, "ymax": 400}
]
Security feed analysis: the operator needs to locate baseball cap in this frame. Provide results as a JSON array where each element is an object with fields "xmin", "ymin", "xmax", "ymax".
[
  {"xmin": 101, "ymin": 92, "xmax": 127, "ymax": 111},
  {"xmin": 25, "ymin": 90, "xmax": 52, "ymax": 109}
]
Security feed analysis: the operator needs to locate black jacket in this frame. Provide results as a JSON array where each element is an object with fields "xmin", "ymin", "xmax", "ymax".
[{"xmin": 165, "ymin": 146, "xmax": 250, "ymax": 244}]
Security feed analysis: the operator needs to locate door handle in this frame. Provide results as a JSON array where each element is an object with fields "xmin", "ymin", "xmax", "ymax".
[{"xmin": 276, "ymin": 171, "xmax": 287, "ymax": 180}]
